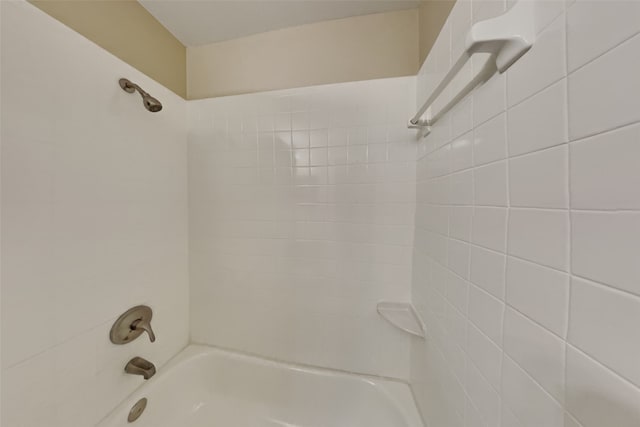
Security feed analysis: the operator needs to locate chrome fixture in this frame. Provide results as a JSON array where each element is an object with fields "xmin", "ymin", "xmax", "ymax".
[
  {"xmin": 125, "ymin": 357, "xmax": 156, "ymax": 380},
  {"xmin": 119, "ymin": 78, "xmax": 163, "ymax": 112},
  {"xmin": 110, "ymin": 305, "xmax": 156, "ymax": 344},
  {"xmin": 128, "ymin": 398, "xmax": 148, "ymax": 423}
]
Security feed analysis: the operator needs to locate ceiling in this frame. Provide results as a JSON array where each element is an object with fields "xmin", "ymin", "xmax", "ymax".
[{"xmin": 139, "ymin": 0, "xmax": 420, "ymax": 47}]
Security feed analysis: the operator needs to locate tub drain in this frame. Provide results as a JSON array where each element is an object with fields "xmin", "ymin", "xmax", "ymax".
[{"xmin": 128, "ymin": 397, "xmax": 147, "ymax": 423}]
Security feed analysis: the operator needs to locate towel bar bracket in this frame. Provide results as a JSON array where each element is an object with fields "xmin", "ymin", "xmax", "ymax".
[{"xmin": 409, "ymin": 0, "xmax": 535, "ymax": 136}]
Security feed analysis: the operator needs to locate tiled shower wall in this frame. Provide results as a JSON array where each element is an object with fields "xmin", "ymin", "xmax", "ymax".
[
  {"xmin": 1, "ymin": 2, "xmax": 189, "ymax": 426},
  {"xmin": 410, "ymin": 1, "xmax": 640, "ymax": 426},
  {"xmin": 188, "ymin": 78, "xmax": 417, "ymax": 379}
]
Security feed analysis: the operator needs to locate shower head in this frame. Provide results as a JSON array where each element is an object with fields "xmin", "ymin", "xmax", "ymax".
[
  {"xmin": 119, "ymin": 78, "xmax": 163, "ymax": 112},
  {"xmin": 142, "ymin": 94, "xmax": 163, "ymax": 113}
]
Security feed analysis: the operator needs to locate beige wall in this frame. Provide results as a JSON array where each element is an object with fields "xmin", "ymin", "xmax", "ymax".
[
  {"xmin": 418, "ymin": 0, "xmax": 456, "ymax": 65},
  {"xmin": 27, "ymin": 1, "xmax": 454, "ymax": 100},
  {"xmin": 29, "ymin": 0, "xmax": 187, "ymax": 98},
  {"xmin": 187, "ymin": 9, "xmax": 419, "ymax": 99}
]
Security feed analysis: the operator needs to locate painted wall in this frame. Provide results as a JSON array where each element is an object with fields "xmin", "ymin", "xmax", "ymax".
[
  {"xmin": 0, "ymin": 2, "xmax": 189, "ymax": 425},
  {"xmin": 187, "ymin": 10, "xmax": 419, "ymax": 99},
  {"xmin": 188, "ymin": 77, "xmax": 417, "ymax": 379},
  {"xmin": 29, "ymin": 0, "xmax": 187, "ymax": 98},
  {"xmin": 410, "ymin": 1, "xmax": 640, "ymax": 426}
]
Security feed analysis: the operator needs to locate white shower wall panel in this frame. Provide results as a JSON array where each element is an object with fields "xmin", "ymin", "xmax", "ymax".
[
  {"xmin": 188, "ymin": 77, "xmax": 417, "ymax": 379},
  {"xmin": 1, "ymin": 2, "xmax": 189, "ymax": 426},
  {"xmin": 410, "ymin": 1, "xmax": 640, "ymax": 426}
]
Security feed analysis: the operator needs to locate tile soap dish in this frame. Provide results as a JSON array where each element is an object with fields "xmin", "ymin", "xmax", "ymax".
[{"xmin": 377, "ymin": 302, "xmax": 425, "ymax": 338}]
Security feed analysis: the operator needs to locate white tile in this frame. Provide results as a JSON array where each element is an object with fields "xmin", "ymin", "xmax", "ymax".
[
  {"xmin": 566, "ymin": 345, "xmax": 640, "ymax": 427},
  {"xmin": 473, "ymin": 113, "xmax": 507, "ymax": 166},
  {"xmin": 504, "ymin": 308, "xmax": 565, "ymax": 402},
  {"xmin": 466, "ymin": 360, "xmax": 502, "ymax": 427},
  {"xmin": 470, "ymin": 245, "xmax": 506, "ymax": 300},
  {"xmin": 501, "ymin": 355, "xmax": 565, "ymax": 427},
  {"xmin": 571, "ymin": 212, "xmax": 640, "ymax": 295},
  {"xmin": 465, "ymin": 395, "xmax": 488, "ymax": 427},
  {"xmin": 472, "ymin": 0, "xmax": 506, "ymax": 24},
  {"xmin": 502, "ymin": 405, "xmax": 524, "ymax": 427},
  {"xmin": 451, "ymin": 131, "xmax": 474, "ymax": 172},
  {"xmin": 445, "ymin": 304, "xmax": 468, "ymax": 364},
  {"xmin": 530, "ymin": 0, "xmax": 566, "ymax": 35},
  {"xmin": 474, "ymin": 161, "xmax": 508, "ymax": 207},
  {"xmin": 509, "ymin": 145, "xmax": 568, "ymax": 208},
  {"xmin": 570, "ymin": 123, "xmax": 640, "ymax": 210},
  {"xmin": 505, "ymin": 257, "xmax": 569, "ymax": 337},
  {"xmin": 507, "ymin": 80, "xmax": 567, "ymax": 156},
  {"xmin": 508, "ymin": 209, "xmax": 569, "ymax": 271},
  {"xmin": 507, "ymin": 14, "xmax": 566, "ymax": 107},
  {"xmin": 472, "ymin": 207, "xmax": 507, "ymax": 253},
  {"xmin": 567, "ymin": 0, "xmax": 640, "ymax": 72},
  {"xmin": 420, "ymin": 205, "xmax": 449, "ymax": 235},
  {"xmin": 449, "ymin": 206, "xmax": 473, "ymax": 242},
  {"xmin": 467, "ymin": 322, "xmax": 502, "ymax": 390},
  {"xmin": 328, "ymin": 146, "xmax": 348, "ymax": 165},
  {"xmin": 448, "ymin": 239, "xmax": 471, "ymax": 279},
  {"xmin": 568, "ymin": 277, "xmax": 640, "ymax": 388},
  {"xmin": 447, "ymin": 272, "xmax": 469, "ymax": 314},
  {"xmin": 450, "ymin": 170, "xmax": 474, "ymax": 205},
  {"xmin": 451, "ymin": 97, "xmax": 474, "ymax": 139},
  {"xmin": 425, "ymin": 144, "xmax": 451, "ymax": 178},
  {"xmin": 468, "ymin": 283, "xmax": 504, "ymax": 345},
  {"xmin": 564, "ymin": 414, "xmax": 582, "ymax": 427},
  {"xmin": 568, "ymin": 34, "xmax": 640, "ymax": 139}
]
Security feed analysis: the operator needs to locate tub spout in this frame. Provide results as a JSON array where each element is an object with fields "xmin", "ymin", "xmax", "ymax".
[{"xmin": 125, "ymin": 357, "xmax": 156, "ymax": 380}]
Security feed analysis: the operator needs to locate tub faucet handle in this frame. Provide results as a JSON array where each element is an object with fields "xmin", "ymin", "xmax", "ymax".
[{"xmin": 131, "ymin": 318, "xmax": 156, "ymax": 343}]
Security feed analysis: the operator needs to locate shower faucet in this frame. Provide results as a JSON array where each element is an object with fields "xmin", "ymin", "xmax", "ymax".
[
  {"xmin": 125, "ymin": 357, "xmax": 156, "ymax": 380},
  {"xmin": 110, "ymin": 305, "xmax": 156, "ymax": 344}
]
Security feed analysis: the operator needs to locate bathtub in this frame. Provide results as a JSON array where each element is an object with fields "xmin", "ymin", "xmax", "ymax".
[{"xmin": 97, "ymin": 345, "xmax": 423, "ymax": 427}]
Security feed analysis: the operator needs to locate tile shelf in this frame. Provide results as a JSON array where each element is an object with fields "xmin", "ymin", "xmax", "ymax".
[{"xmin": 377, "ymin": 302, "xmax": 426, "ymax": 338}]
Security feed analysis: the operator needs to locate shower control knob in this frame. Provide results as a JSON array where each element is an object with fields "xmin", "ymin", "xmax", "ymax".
[
  {"xmin": 131, "ymin": 317, "xmax": 156, "ymax": 342},
  {"xmin": 110, "ymin": 305, "xmax": 156, "ymax": 344}
]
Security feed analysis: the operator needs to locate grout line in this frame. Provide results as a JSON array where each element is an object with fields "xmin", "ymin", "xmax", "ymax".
[
  {"xmin": 564, "ymin": 7, "xmax": 574, "ymax": 409},
  {"xmin": 570, "ymin": 273, "xmax": 640, "ymax": 302},
  {"xmin": 502, "ymin": 352, "xmax": 566, "ymax": 418},
  {"xmin": 499, "ymin": 55, "xmax": 512, "ymax": 421},
  {"xmin": 567, "ymin": 118, "xmax": 640, "ymax": 145},
  {"xmin": 567, "ymin": 342, "xmax": 640, "ymax": 393},
  {"xmin": 422, "ymin": 141, "xmax": 570, "ymax": 180},
  {"xmin": 567, "ymin": 29, "xmax": 640, "ymax": 76}
]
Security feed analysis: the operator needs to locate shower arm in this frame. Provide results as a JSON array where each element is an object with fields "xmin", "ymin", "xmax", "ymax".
[{"xmin": 119, "ymin": 78, "xmax": 148, "ymax": 97}]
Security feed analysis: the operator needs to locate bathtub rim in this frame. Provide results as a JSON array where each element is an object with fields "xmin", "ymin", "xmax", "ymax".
[{"xmin": 96, "ymin": 343, "xmax": 424, "ymax": 427}]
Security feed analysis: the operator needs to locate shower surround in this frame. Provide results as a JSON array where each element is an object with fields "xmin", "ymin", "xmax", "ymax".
[
  {"xmin": 187, "ymin": 78, "xmax": 417, "ymax": 378},
  {"xmin": 3, "ymin": 0, "xmax": 640, "ymax": 426}
]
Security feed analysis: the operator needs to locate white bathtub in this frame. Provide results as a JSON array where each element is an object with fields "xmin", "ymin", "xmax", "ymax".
[{"xmin": 97, "ymin": 345, "xmax": 423, "ymax": 427}]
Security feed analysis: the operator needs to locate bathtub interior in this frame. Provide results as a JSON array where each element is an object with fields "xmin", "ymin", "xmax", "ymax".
[{"xmin": 97, "ymin": 345, "xmax": 423, "ymax": 427}]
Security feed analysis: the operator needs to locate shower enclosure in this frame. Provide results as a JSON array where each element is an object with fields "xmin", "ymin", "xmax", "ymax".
[{"xmin": 3, "ymin": 0, "xmax": 640, "ymax": 426}]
